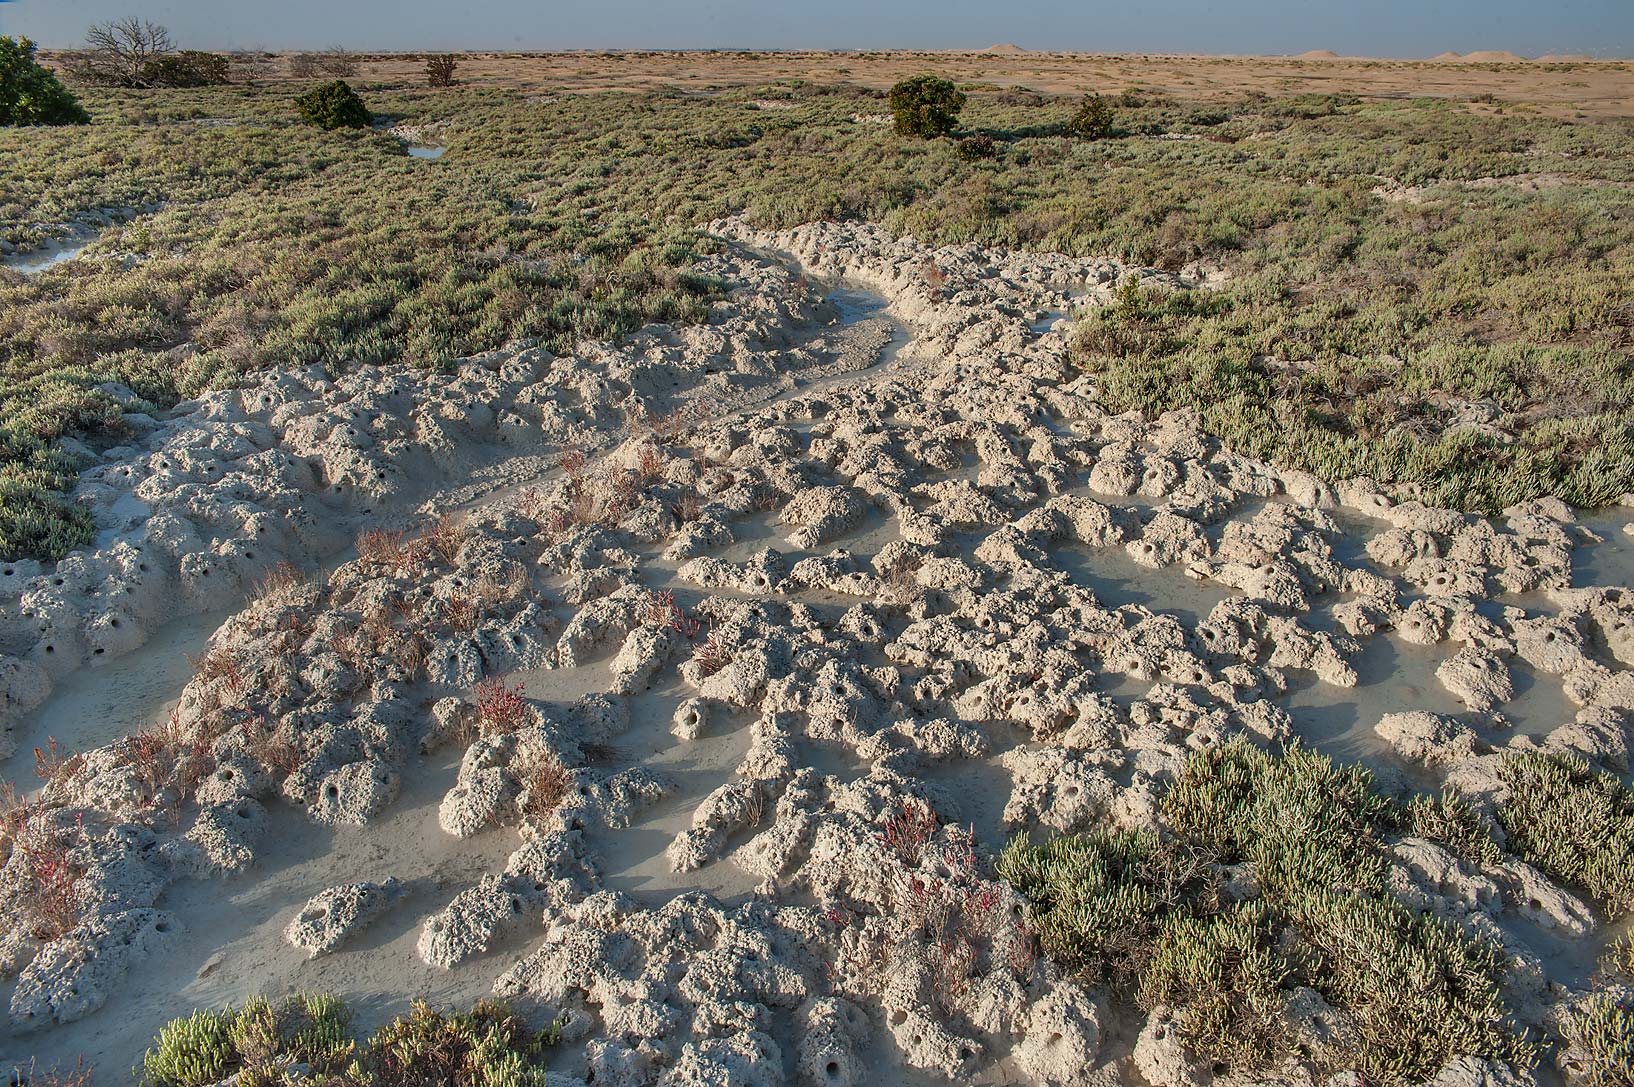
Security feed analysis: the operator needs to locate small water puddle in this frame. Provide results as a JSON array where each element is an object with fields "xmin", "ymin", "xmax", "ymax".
[
  {"xmin": 406, "ymin": 145, "xmax": 447, "ymax": 160},
  {"xmin": 3, "ymin": 239, "xmax": 92, "ymax": 274}
]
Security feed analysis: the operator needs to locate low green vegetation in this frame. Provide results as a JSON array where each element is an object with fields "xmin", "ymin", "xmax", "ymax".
[
  {"xmin": 1605, "ymin": 932, "xmax": 1634, "ymax": 982},
  {"xmin": 0, "ymin": 37, "xmax": 90, "ymax": 126},
  {"xmin": 295, "ymin": 79, "xmax": 372, "ymax": 130},
  {"xmin": 139, "ymin": 993, "xmax": 564, "ymax": 1087},
  {"xmin": 998, "ymin": 741, "xmax": 1535, "ymax": 1084},
  {"xmin": 1497, "ymin": 752, "xmax": 1634, "ymax": 918},
  {"xmin": 3, "ymin": 76, "xmax": 1633, "ymax": 559},
  {"xmin": 1406, "ymin": 788, "xmax": 1505, "ymax": 866},
  {"xmin": 1562, "ymin": 994, "xmax": 1634, "ymax": 1087}
]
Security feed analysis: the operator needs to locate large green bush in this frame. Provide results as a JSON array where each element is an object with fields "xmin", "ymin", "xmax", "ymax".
[
  {"xmin": 295, "ymin": 80, "xmax": 372, "ymax": 130},
  {"xmin": 888, "ymin": 75, "xmax": 965, "ymax": 138},
  {"xmin": 1065, "ymin": 94, "xmax": 1115, "ymax": 139},
  {"xmin": 0, "ymin": 37, "xmax": 89, "ymax": 126}
]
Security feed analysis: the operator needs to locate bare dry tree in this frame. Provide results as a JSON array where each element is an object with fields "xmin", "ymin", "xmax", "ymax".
[
  {"xmin": 318, "ymin": 47, "xmax": 358, "ymax": 77},
  {"xmin": 70, "ymin": 17, "xmax": 175, "ymax": 87},
  {"xmin": 289, "ymin": 46, "xmax": 358, "ymax": 79},
  {"xmin": 426, "ymin": 54, "xmax": 458, "ymax": 87},
  {"xmin": 227, "ymin": 50, "xmax": 278, "ymax": 85}
]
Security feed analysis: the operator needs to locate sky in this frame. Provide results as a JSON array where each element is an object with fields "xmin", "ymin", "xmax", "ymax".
[{"xmin": 1, "ymin": 0, "xmax": 1630, "ymax": 57}]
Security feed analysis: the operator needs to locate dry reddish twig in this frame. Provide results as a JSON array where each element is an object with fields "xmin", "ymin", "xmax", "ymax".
[
  {"xmin": 514, "ymin": 748, "xmax": 571, "ymax": 822},
  {"xmin": 5, "ymin": 1058, "xmax": 93, "ymax": 1087},
  {"xmin": 356, "ymin": 527, "xmax": 410, "ymax": 569},
  {"xmin": 474, "ymin": 675, "xmax": 528, "ymax": 736},
  {"xmin": 881, "ymin": 798, "xmax": 939, "ymax": 867},
  {"xmin": 240, "ymin": 713, "xmax": 304, "ymax": 775},
  {"xmin": 33, "ymin": 738, "xmax": 80, "ymax": 788},
  {"xmin": 558, "ymin": 448, "xmax": 588, "ymax": 478},
  {"xmin": 671, "ymin": 491, "xmax": 703, "ymax": 525},
  {"xmin": 443, "ymin": 594, "xmax": 481, "ymax": 635},
  {"xmin": 13, "ymin": 809, "xmax": 85, "ymax": 940},
  {"xmin": 691, "ymin": 628, "xmax": 732, "ymax": 678},
  {"xmin": 253, "ymin": 561, "xmax": 306, "ymax": 599},
  {"xmin": 636, "ymin": 444, "xmax": 668, "ymax": 482},
  {"xmin": 638, "ymin": 589, "xmax": 702, "ymax": 638},
  {"xmin": 125, "ymin": 708, "xmax": 222, "ymax": 819},
  {"xmin": 425, "ymin": 513, "xmax": 467, "ymax": 564}
]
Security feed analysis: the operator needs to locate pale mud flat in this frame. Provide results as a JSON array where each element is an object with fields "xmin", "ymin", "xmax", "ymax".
[
  {"xmin": 3, "ymin": 220, "xmax": 1634, "ymax": 1086},
  {"xmin": 0, "ymin": 606, "xmax": 234, "ymax": 783}
]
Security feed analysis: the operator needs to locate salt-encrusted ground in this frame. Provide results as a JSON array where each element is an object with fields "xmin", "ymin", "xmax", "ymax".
[{"xmin": 1, "ymin": 220, "xmax": 1631, "ymax": 1085}]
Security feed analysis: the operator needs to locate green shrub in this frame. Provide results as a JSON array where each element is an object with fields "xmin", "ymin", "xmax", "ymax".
[
  {"xmin": 1406, "ymin": 789, "xmax": 1504, "ymax": 867},
  {"xmin": 0, "ymin": 37, "xmax": 89, "ymax": 126},
  {"xmin": 1161, "ymin": 740, "xmax": 1394, "ymax": 902},
  {"xmin": 1001, "ymin": 741, "xmax": 1534, "ymax": 1084},
  {"xmin": 1138, "ymin": 903, "xmax": 1290, "ymax": 1071},
  {"xmin": 955, "ymin": 134, "xmax": 998, "ymax": 161},
  {"xmin": 1065, "ymin": 94, "xmax": 1115, "ymax": 139},
  {"xmin": 1498, "ymin": 752, "xmax": 1634, "ymax": 917},
  {"xmin": 295, "ymin": 80, "xmax": 371, "ymax": 130},
  {"xmin": 139, "ymin": 995, "xmax": 562, "ymax": 1087},
  {"xmin": 367, "ymin": 1000, "xmax": 559, "ymax": 1087},
  {"xmin": 888, "ymin": 75, "xmax": 965, "ymax": 138},
  {"xmin": 1562, "ymin": 994, "xmax": 1634, "ymax": 1087},
  {"xmin": 141, "ymin": 1009, "xmax": 238, "ymax": 1087},
  {"xmin": 1286, "ymin": 883, "xmax": 1533, "ymax": 1083},
  {"xmin": 995, "ymin": 828, "xmax": 1211, "ymax": 984},
  {"xmin": 142, "ymin": 51, "xmax": 230, "ymax": 88},
  {"xmin": 228, "ymin": 993, "xmax": 353, "ymax": 1071},
  {"xmin": 1606, "ymin": 932, "xmax": 1634, "ymax": 982}
]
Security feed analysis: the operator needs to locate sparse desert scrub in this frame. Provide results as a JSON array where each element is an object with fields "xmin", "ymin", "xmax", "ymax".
[
  {"xmin": 1497, "ymin": 752, "xmax": 1634, "ymax": 918},
  {"xmin": 955, "ymin": 134, "xmax": 998, "ymax": 161},
  {"xmin": 878, "ymin": 803, "xmax": 1034, "ymax": 1016},
  {"xmin": 426, "ymin": 54, "xmax": 459, "ymax": 87},
  {"xmin": 3, "ymin": 82, "xmax": 1633, "ymax": 558},
  {"xmin": 1000, "ymin": 740, "xmax": 1534, "ymax": 1083},
  {"xmin": 689, "ymin": 627, "xmax": 732, "ymax": 678},
  {"xmin": 4, "ymin": 794, "xmax": 85, "ymax": 941},
  {"xmin": 512, "ymin": 747, "xmax": 572, "ymax": 823},
  {"xmin": 640, "ymin": 588, "xmax": 703, "ymax": 637},
  {"xmin": 125, "ymin": 708, "xmax": 220, "ymax": 818}
]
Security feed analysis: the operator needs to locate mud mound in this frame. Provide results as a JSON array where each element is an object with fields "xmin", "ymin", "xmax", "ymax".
[{"xmin": 3, "ymin": 218, "xmax": 1632, "ymax": 1086}]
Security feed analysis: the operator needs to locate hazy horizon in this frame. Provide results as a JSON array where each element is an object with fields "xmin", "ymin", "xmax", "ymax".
[{"xmin": 1, "ymin": 0, "xmax": 1630, "ymax": 58}]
